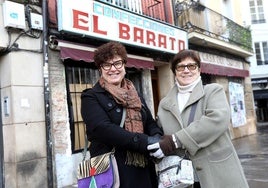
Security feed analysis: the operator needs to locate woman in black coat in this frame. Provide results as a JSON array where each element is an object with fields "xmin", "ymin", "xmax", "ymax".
[{"xmin": 81, "ymin": 41, "xmax": 163, "ymax": 188}]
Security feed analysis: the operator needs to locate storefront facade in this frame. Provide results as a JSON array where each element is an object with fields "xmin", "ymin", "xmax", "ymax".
[
  {"xmin": 0, "ymin": 0, "xmax": 256, "ymax": 187},
  {"xmin": 197, "ymin": 50, "xmax": 256, "ymax": 138},
  {"xmin": 251, "ymin": 78, "xmax": 268, "ymax": 122},
  {"xmin": 47, "ymin": 0, "xmax": 188, "ymax": 186}
]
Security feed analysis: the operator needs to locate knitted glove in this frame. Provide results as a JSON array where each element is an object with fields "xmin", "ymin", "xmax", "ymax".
[{"xmin": 159, "ymin": 135, "xmax": 176, "ymax": 155}]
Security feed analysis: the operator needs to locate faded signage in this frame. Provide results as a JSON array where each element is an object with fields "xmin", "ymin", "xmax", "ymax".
[
  {"xmin": 199, "ymin": 52, "xmax": 243, "ymax": 69},
  {"xmin": 57, "ymin": 0, "xmax": 188, "ymax": 54}
]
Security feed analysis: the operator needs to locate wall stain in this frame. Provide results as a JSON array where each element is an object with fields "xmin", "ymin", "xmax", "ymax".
[
  {"xmin": 18, "ymin": 151, "xmax": 40, "ymax": 162},
  {"xmin": 17, "ymin": 160, "xmax": 38, "ymax": 177},
  {"xmin": 17, "ymin": 152, "xmax": 39, "ymax": 177}
]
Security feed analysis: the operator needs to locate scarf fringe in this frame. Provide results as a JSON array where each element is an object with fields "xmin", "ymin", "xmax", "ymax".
[{"xmin": 125, "ymin": 151, "xmax": 148, "ymax": 168}]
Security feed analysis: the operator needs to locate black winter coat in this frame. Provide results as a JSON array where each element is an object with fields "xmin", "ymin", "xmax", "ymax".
[{"xmin": 81, "ymin": 82, "xmax": 163, "ymax": 188}]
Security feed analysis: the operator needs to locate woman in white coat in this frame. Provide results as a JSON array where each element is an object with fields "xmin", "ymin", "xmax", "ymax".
[{"xmin": 148, "ymin": 49, "xmax": 249, "ymax": 188}]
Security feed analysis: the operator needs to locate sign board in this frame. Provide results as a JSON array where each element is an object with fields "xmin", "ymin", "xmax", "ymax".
[{"xmin": 57, "ymin": 0, "xmax": 188, "ymax": 54}]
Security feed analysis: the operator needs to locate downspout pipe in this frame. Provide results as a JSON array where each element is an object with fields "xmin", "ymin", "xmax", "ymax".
[
  {"xmin": 0, "ymin": 91, "xmax": 4, "ymax": 188},
  {"xmin": 42, "ymin": 1, "xmax": 54, "ymax": 187}
]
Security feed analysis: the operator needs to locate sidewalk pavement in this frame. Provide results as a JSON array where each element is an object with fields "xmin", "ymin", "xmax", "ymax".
[{"xmin": 232, "ymin": 122, "xmax": 268, "ymax": 188}]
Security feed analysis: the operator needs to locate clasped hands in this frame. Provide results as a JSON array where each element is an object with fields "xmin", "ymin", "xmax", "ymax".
[{"xmin": 147, "ymin": 134, "xmax": 177, "ymax": 159}]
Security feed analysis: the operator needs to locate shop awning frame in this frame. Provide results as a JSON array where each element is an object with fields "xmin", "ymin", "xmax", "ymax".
[
  {"xmin": 201, "ymin": 63, "xmax": 249, "ymax": 78},
  {"xmin": 58, "ymin": 40, "xmax": 154, "ymax": 70}
]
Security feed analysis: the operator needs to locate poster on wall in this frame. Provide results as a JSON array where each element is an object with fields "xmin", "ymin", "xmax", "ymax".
[{"xmin": 228, "ymin": 82, "xmax": 247, "ymax": 127}]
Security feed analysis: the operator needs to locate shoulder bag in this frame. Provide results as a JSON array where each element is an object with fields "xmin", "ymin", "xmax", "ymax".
[
  {"xmin": 77, "ymin": 108, "xmax": 126, "ymax": 188},
  {"xmin": 157, "ymin": 103, "xmax": 198, "ymax": 188}
]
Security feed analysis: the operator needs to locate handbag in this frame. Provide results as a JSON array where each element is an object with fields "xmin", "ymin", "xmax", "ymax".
[
  {"xmin": 77, "ymin": 150, "xmax": 120, "ymax": 188},
  {"xmin": 157, "ymin": 155, "xmax": 194, "ymax": 188},
  {"xmin": 77, "ymin": 108, "xmax": 126, "ymax": 188},
  {"xmin": 156, "ymin": 102, "xmax": 198, "ymax": 188}
]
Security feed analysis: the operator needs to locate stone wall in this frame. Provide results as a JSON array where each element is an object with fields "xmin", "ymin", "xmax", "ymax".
[{"xmin": 1, "ymin": 43, "xmax": 47, "ymax": 187}]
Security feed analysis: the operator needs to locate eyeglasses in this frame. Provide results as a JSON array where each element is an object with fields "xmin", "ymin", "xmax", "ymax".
[
  {"xmin": 176, "ymin": 63, "xmax": 198, "ymax": 72},
  {"xmin": 101, "ymin": 60, "xmax": 125, "ymax": 71}
]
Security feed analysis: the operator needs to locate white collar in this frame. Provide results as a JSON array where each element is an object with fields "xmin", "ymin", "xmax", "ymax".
[{"xmin": 176, "ymin": 76, "xmax": 201, "ymax": 94}]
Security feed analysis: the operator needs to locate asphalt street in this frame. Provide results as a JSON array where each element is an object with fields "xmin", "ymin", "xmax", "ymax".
[
  {"xmin": 65, "ymin": 123, "xmax": 268, "ymax": 188},
  {"xmin": 232, "ymin": 123, "xmax": 268, "ymax": 188}
]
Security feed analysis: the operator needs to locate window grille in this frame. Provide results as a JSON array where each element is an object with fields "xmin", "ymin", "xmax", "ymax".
[{"xmin": 65, "ymin": 64, "xmax": 99, "ymax": 153}]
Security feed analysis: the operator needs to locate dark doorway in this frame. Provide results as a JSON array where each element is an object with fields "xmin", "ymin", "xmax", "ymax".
[{"xmin": 151, "ymin": 68, "xmax": 160, "ymax": 117}]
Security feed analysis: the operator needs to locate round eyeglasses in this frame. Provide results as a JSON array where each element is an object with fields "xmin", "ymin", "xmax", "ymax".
[
  {"xmin": 101, "ymin": 60, "xmax": 125, "ymax": 71},
  {"xmin": 176, "ymin": 63, "xmax": 198, "ymax": 72}
]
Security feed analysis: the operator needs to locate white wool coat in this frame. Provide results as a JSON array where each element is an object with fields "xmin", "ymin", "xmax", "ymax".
[{"xmin": 157, "ymin": 80, "xmax": 249, "ymax": 188}]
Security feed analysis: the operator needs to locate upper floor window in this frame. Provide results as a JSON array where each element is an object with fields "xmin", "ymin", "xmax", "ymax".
[
  {"xmin": 255, "ymin": 41, "xmax": 268, "ymax": 65},
  {"xmin": 249, "ymin": 0, "xmax": 266, "ymax": 24}
]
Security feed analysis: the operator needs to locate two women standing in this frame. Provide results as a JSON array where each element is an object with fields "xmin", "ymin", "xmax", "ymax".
[{"xmin": 81, "ymin": 41, "xmax": 248, "ymax": 188}]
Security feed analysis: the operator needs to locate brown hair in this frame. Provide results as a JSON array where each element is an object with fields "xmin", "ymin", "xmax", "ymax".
[
  {"xmin": 94, "ymin": 41, "xmax": 128, "ymax": 68},
  {"xmin": 171, "ymin": 49, "xmax": 201, "ymax": 74}
]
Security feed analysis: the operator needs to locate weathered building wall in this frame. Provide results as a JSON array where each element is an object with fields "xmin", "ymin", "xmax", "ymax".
[
  {"xmin": 211, "ymin": 63, "xmax": 256, "ymax": 139},
  {"xmin": 1, "ymin": 35, "xmax": 47, "ymax": 187}
]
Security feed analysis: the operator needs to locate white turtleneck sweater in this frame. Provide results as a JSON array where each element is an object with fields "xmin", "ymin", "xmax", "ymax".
[{"xmin": 176, "ymin": 76, "xmax": 201, "ymax": 113}]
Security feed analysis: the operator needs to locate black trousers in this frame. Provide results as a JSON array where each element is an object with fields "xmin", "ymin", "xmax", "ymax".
[{"xmin": 194, "ymin": 182, "xmax": 201, "ymax": 188}]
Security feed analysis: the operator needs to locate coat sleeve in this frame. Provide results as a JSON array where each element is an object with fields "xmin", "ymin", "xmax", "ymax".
[
  {"xmin": 81, "ymin": 88, "xmax": 151, "ymax": 154},
  {"xmin": 176, "ymin": 84, "xmax": 231, "ymax": 156}
]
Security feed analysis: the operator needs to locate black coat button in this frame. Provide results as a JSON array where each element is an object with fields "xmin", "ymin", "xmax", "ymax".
[
  {"xmin": 116, "ymin": 108, "xmax": 121, "ymax": 113},
  {"xmin": 107, "ymin": 103, "xmax": 112, "ymax": 107},
  {"xmin": 133, "ymin": 135, "xmax": 139, "ymax": 142}
]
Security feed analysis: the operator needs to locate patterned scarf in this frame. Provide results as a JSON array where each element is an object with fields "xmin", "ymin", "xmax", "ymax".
[{"xmin": 99, "ymin": 77, "xmax": 147, "ymax": 167}]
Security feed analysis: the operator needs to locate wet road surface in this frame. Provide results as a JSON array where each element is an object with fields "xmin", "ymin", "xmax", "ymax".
[{"xmin": 232, "ymin": 123, "xmax": 268, "ymax": 188}]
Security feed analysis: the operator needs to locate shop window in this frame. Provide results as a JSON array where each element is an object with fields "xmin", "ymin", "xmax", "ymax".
[
  {"xmin": 65, "ymin": 62, "xmax": 99, "ymax": 153},
  {"xmin": 125, "ymin": 68, "xmax": 142, "ymax": 94}
]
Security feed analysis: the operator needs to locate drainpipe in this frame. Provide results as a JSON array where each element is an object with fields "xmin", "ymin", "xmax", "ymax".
[
  {"xmin": 42, "ymin": 1, "xmax": 53, "ymax": 187},
  {"xmin": 0, "ymin": 91, "xmax": 4, "ymax": 188}
]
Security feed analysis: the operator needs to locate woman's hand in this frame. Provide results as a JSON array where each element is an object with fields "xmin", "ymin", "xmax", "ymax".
[{"xmin": 147, "ymin": 134, "xmax": 181, "ymax": 158}]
